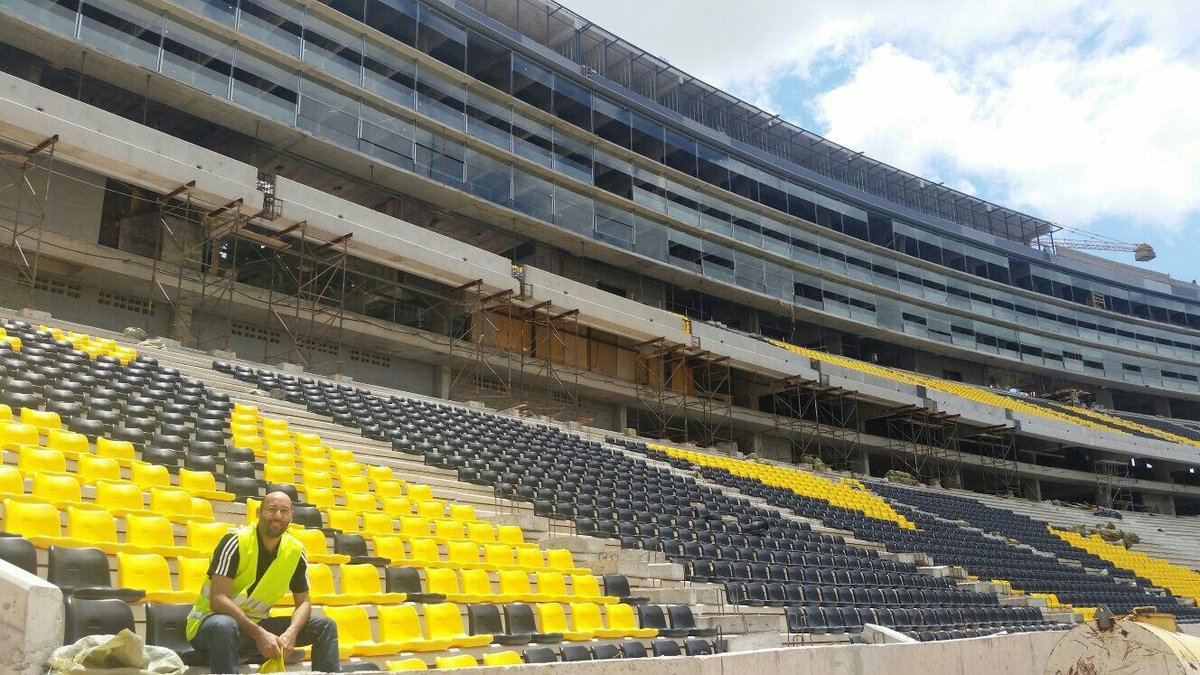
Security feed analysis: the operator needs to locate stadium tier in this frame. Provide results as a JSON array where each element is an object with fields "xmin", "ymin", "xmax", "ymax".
[{"xmin": 2, "ymin": 0, "xmax": 1200, "ymax": 671}]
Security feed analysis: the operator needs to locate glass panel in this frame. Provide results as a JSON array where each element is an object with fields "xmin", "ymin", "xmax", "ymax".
[
  {"xmin": 414, "ymin": 131, "xmax": 464, "ymax": 187},
  {"xmin": 553, "ymin": 129, "xmax": 591, "ymax": 183},
  {"xmin": 595, "ymin": 202, "xmax": 633, "ymax": 250},
  {"xmin": 302, "ymin": 10, "xmax": 362, "ymax": 85},
  {"xmin": 162, "ymin": 13, "xmax": 233, "ymax": 97},
  {"xmin": 511, "ymin": 110, "xmax": 553, "ymax": 168},
  {"xmin": 237, "ymin": 0, "xmax": 304, "ymax": 59},
  {"xmin": 297, "ymin": 80, "xmax": 359, "ymax": 149},
  {"xmin": 593, "ymin": 96, "xmax": 630, "ymax": 148},
  {"xmin": 465, "ymin": 91, "xmax": 511, "ymax": 150},
  {"xmin": 466, "ymin": 29, "xmax": 510, "ymax": 92},
  {"xmin": 363, "ymin": 38, "xmax": 415, "ymax": 107},
  {"xmin": 630, "ymin": 112, "xmax": 664, "ymax": 162},
  {"xmin": 662, "ymin": 178, "xmax": 700, "ymax": 227},
  {"xmin": 593, "ymin": 148, "xmax": 633, "ymax": 201},
  {"xmin": 366, "ymin": 0, "xmax": 416, "ymax": 45},
  {"xmin": 80, "ymin": 0, "xmax": 162, "ymax": 70},
  {"xmin": 553, "ymin": 185, "xmax": 593, "ymax": 236},
  {"xmin": 320, "ymin": 0, "xmax": 364, "ymax": 22},
  {"xmin": 465, "ymin": 148, "xmax": 511, "ymax": 206},
  {"xmin": 633, "ymin": 216, "xmax": 668, "ymax": 262},
  {"xmin": 663, "ymin": 126, "xmax": 697, "ymax": 176},
  {"xmin": 11, "ymin": 0, "xmax": 81, "ymax": 37},
  {"xmin": 513, "ymin": 170, "xmax": 554, "ymax": 223},
  {"xmin": 415, "ymin": 65, "xmax": 465, "ymax": 129},
  {"xmin": 416, "ymin": 4, "xmax": 465, "ymax": 70},
  {"xmin": 360, "ymin": 101, "xmax": 415, "ymax": 169},
  {"xmin": 553, "ymin": 74, "xmax": 591, "ymax": 130},
  {"xmin": 512, "ymin": 54, "xmax": 552, "ymax": 113},
  {"xmin": 231, "ymin": 50, "xmax": 298, "ymax": 123},
  {"xmin": 631, "ymin": 166, "xmax": 667, "ymax": 213}
]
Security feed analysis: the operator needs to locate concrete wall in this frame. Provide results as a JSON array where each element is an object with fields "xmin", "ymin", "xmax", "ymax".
[{"xmin": 0, "ymin": 559, "xmax": 64, "ymax": 675}]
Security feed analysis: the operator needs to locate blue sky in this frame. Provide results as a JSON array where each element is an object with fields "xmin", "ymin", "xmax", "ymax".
[{"xmin": 559, "ymin": 0, "xmax": 1200, "ymax": 283}]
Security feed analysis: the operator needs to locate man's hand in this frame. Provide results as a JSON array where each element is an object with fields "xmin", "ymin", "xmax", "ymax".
[
  {"xmin": 277, "ymin": 629, "xmax": 297, "ymax": 656},
  {"xmin": 253, "ymin": 625, "xmax": 282, "ymax": 660}
]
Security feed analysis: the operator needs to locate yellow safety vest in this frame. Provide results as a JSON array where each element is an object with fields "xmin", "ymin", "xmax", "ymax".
[{"xmin": 186, "ymin": 526, "xmax": 304, "ymax": 640}]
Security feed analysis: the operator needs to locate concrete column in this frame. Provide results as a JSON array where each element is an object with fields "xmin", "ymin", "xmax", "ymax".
[
  {"xmin": 0, "ymin": 562, "xmax": 64, "ymax": 675},
  {"xmin": 851, "ymin": 447, "xmax": 870, "ymax": 476},
  {"xmin": 615, "ymin": 404, "xmax": 628, "ymax": 432},
  {"xmin": 1021, "ymin": 477, "xmax": 1042, "ymax": 502},
  {"xmin": 1151, "ymin": 397, "xmax": 1172, "ymax": 417},
  {"xmin": 435, "ymin": 364, "xmax": 451, "ymax": 400},
  {"xmin": 170, "ymin": 302, "xmax": 196, "ymax": 345},
  {"xmin": 1093, "ymin": 388, "xmax": 1115, "ymax": 408}
]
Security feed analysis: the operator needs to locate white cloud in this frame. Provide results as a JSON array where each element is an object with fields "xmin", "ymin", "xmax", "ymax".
[{"xmin": 557, "ymin": 0, "xmax": 1200, "ymax": 242}]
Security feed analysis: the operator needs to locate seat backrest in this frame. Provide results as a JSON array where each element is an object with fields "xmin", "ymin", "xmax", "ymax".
[
  {"xmin": 144, "ymin": 602, "xmax": 192, "ymax": 652},
  {"xmin": 424, "ymin": 602, "xmax": 467, "ymax": 639},
  {"xmin": 341, "ymin": 563, "xmax": 384, "ymax": 595},
  {"xmin": 424, "ymin": 567, "xmax": 461, "ymax": 596},
  {"xmin": 63, "ymin": 596, "xmax": 135, "ymax": 643},
  {"xmin": 0, "ymin": 535, "xmax": 37, "ymax": 574},
  {"xmin": 467, "ymin": 603, "xmax": 504, "ymax": 636},
  {"xmin": 621, "ymin": 640, "xmax": 648, "ymax": 658},
  {"xmin": 504, "ymin": 603, "xmax": 540, "ymax": 634},
  {"xmin": 651, "ymin": 639, "xmax": 681, "ymax": 657},
  {"xmin": 377, "ymin": 604, "xmax": 423, "ymax": 642},
  {"xmin": 602, "ymin": 574, "xmax": 633, "ymax": 598},
  {"xmin": 322, "ymin": 605, "xmax": 374, "ymax": 645},
  {"xmin": 384, "ymin": 566, "xmax": 424, "ymax": 594},
  {"xmin": 523, "ymin": 647, "xmax": 557, "ymax": 664},
  {"xmin": 637, "ymin": 604, "xmax": 669, "ymax": 630},
  {"xmin": 569, "ymin": 602, "xmax": 604, "ymax": 632},
  {"xmin": 559, "ymin": 644, "xmax": 593, "ymax": 662},
  {"xmin": 116, "ymin": 552, "xmax": 173, "ymax": 592},
  {"xmin": 125, "ymin": 514, "xmax": 174, "ymax": 548},
  {"xmin": 48, "ymin": 545, "xmax": 112, "ymax": 590}
]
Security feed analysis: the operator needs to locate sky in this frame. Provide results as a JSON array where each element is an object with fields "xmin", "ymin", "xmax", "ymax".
[{"xmin": 557, "ymin": 0, "xmax": 1200, "ymax": 283}]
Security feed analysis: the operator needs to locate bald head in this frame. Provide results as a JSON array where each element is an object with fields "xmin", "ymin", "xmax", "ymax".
[{"xmin": 257, "ymin": 490, "xmax": 294, "ymax": 542}]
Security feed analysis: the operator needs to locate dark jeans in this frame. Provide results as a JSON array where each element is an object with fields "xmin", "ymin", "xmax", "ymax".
[{"xmin": 189, "ymin": 613, "xmax": 340, "ymax": 674}]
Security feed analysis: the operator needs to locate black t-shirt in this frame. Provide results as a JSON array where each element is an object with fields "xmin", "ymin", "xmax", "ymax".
[{"xmin": 207, "ymin": 530, "xmax": 309, "ymax": 595}]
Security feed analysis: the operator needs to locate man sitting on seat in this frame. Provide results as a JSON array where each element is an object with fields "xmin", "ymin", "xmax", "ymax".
[{"xmin": 186, "ymin": 491, "xmax": 340, "ymax": 673}]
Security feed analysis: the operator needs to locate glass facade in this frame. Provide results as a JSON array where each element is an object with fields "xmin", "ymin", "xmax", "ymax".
[{"xmin": 7, "ymin": 0, "xmax": 1200, "ymax": 392}]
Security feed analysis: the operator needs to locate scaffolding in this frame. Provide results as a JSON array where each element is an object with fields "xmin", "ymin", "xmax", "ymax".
[
  {"xmin": 0, "ymin": 135, "xmax": 57, "ymax": 306},
  {"xmin": 447, "ymin": 275, "xmax": 582, "ymax": 421},
  {"xmin": 1094, "ymin": 458, "xmax": 1134, "ymax": 510},
  {"xmin": 965, "ymin": 425, "xmax": 1019, "ymax": 496},
  {"xmin": 768, "ymin": 376, "xmax": 861, "ymax": 470},
  {"xmin": 883, "ymin": 405, "xmax": 961, "ymax": 485},
  {"xmin": 634, "ymin": 338, "xmax": 732, "ymax": 448},
  {"xmin": 148, "ymin": 182, "xmax": 247, "ymax": 348}
]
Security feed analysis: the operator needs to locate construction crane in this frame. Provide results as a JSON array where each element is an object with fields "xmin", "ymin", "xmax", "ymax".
[{"xmin": 1052, "ymin": 240, "xmax": 1156, "ymax": 262}]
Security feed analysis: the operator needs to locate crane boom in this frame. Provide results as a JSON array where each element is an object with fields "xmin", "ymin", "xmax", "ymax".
[{"xmin": 1053, "ymin": 240, "xmax": 1156, "ymax": 262}]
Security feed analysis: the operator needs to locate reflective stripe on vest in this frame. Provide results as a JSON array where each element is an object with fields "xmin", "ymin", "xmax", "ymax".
[{"xmin": 185, "ymin": 525, "xmax": 303, "ymax": 640}]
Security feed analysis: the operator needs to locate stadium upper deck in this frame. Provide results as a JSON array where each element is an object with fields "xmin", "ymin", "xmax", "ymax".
[{"xmin": 0, "ymin": 0, "xmax": 1199, "ymax": 512}]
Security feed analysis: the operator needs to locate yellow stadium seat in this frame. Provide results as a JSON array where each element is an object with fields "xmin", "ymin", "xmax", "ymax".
[
  {"xmin": 405, "ymin": 484, "xmax": 433, "ymax": 502},
  {"xmin": 604, "ymin": 603, "xmax": 657, "ymax": 638},
  {"xmin": 344, "ymin": 491, "xmax": 378, "ymax": 513},
  {"xmin": 3, "ymin": 499, "xmax": 68, "ymax": 547},
  {"xmin": 148, "ymin": 486, "xmax": 202, "ymax": 524},
  {"xmin": 31, "ymin": 472, "xmax": 87, "ymax": 508},
  {"xmin": 322, "ymin": 605, "xmax": 406, "ymax": 657},
  {"xmin": 424, "ymin": 602, "xmax": 492, "ymax": 648},
  {"xmin": 433, "ymin": 655, "xmax": 477, "ymax": 670},
  {"xmin": 371, "ymin": 535, "xmax": 408, "ymax": 564},
  {"xmin": 231, "ymin": 434, "xmax": 263, "ymax": 456},
  {"xmin": 19, "ymin": 408, "xmax": 61, "ymax": 434},
  {"xmin": 305, "ymin": 563, "xmax": 361, "ymax": 606},
  {"xmin": 569, "ymin": 602, "xmax": 625, "ymax": 638},
  {"xmin": 18, "ymin": 446, "xmax": 66, "ymax": 475},
  {"xmin": 0, "ymin": 403, "xmax": 11, "ymax": 422},
  {"xmin": 495, "ymin": 525, "xmax": 528, "ymax": 547},
  {"xmin": 130, "ymin": 462, "xmax": 170, "ymax": 490},
  {"xmin": 466, "ymin": 522, "xmax": 496, "ymax": 544},
  {"xmin": 64, "ymin": 505, "xmax": 135, "ymax": 554},
  {"xmin": 177, "ymin": 556, "xmax": 209, "ymax": 594},
  {"xmin": 325, "ymin": 507, "xmax": 361, "ymax": 534},
  {"xmin": 424, "ymin": 567, "xmax": 469, "ymax": 603},
  {"xmin": 434, "ymin": 519, "xmax": 465, "ymax": 542},
  {"xmin": 263, "ymin": 464, "xmax": 296, "ymax": 484},
  {"xmin": 416, "ymin": 499, "xmax": 445, "ymax": 520},
  {"xmin": 0, "ymin": 466, "xmax": 23, "ymax": 497},
  {"xmin": 361, "ymin": 512, "xmax": 397, "ymax": 539},
  {"xmin": 570, "ymin": 574, "xmax": 618, "ymax": 604},
  {"xmin": 95, "ymin": 437, "xmax": 136, "ymax": 466},
  {"xmin": 94, "ymin": 480, "xmax": 149, "ymax": 516},
  {"xmin": 460, "ymin": 568, "xmax": 506, "ymax": 603},
  {"xmin": 301, "ymin": 456, "xmax": 332, "ymax": 474},
  {"xmin": 448, "ymin": 504, "xmax": 476, "ymax": 523},
  {"xmin": 446, "ymin": 540, "xmax": 487, "ymax": 570},
  {"xmin": 302, "ymin": 487, "xmax": 337, "ymax": 510},
  {"xmin": 290, "ymin": 527, "xmax": 349, "ymax": 565},
  {"xmin": 499, "ymin": 570, "xmax": 554, "ymax": 603},
  {"xmin": 407, "ymin": 537, "xmax": 446, "ymax": 568},
  {"xmin": 0, "ymin": 421, "xmax": 38, "ymax": 451},
  {"xmin": 534, "ymin": 602, "xmax": 592, "ymax": 641},
  {"xmin": 376, "ymin": 604, "xmax": 453, "ymax": 652},
  {"xmin": 45, "ymin": 429, "xmax": 89, "ymax": 460},
  {"xmin": 294, "ymin": 432, "xmax": 322, "ymax": 446},
  {"xmin": 533, "ymin": 572, "xmax": 574, "ymax": 603},
  {"xmin": 191, "ymin": 497, "xmax": 215, "ymax": 521},
  {"xmin": 328, "ymin": 447, "xmax": 355, "ymax": 464},
  {"xmin": 382, "ymin": 496, "xmax": 412, "ymax": 516},
  {"xmin": 547, "ymin": 549, "xmax": 588, "ymax": 574},
  {"xmin": 515, "ymin": 547, "xmax": 546, "ymax": 571},
  {"xmin": 384, "ymin": 657, "xmax": 428, "ymax": 671},
  {"xmin": 177, "ymin": 468, "xmax": 235, "ymax": 502},
  {"xmin": 340, "ymin": 475, "xmax": 369, "ymax": 494},
  {"xmin": 126, "ymin": 513, "xmax": 203, "ymax": 557},
  {"xmin": 187, "ymin": 520, "xmax": 233, "ymax": 555},
  {"xmin": 374, "ymin": 479, "xmax": 405, "ymax": 499},
  {"xmin": 481, "ymin": 651, "xmax": 521, "ymax": 666},
  {"xmin": 116, "ymin": 552, "xmax": 195, "ymax": 603},
  {"xmin": 341, "ymin": 563, "xmax": 407, "ymax": 604},
  {"xmin": 483, "ymin": 543, "xmax": 520, "ymax": 570},
  {"xmin": 76, "ymin": 455, "xmax": 120, "ymax": 485},
  {"xmin": 399, "ymin": 516, "xmax": 433, "ymax": 540},
  {"xmin": 365, "ymin": 465, "xmax": 394, "ymax": 482}
]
